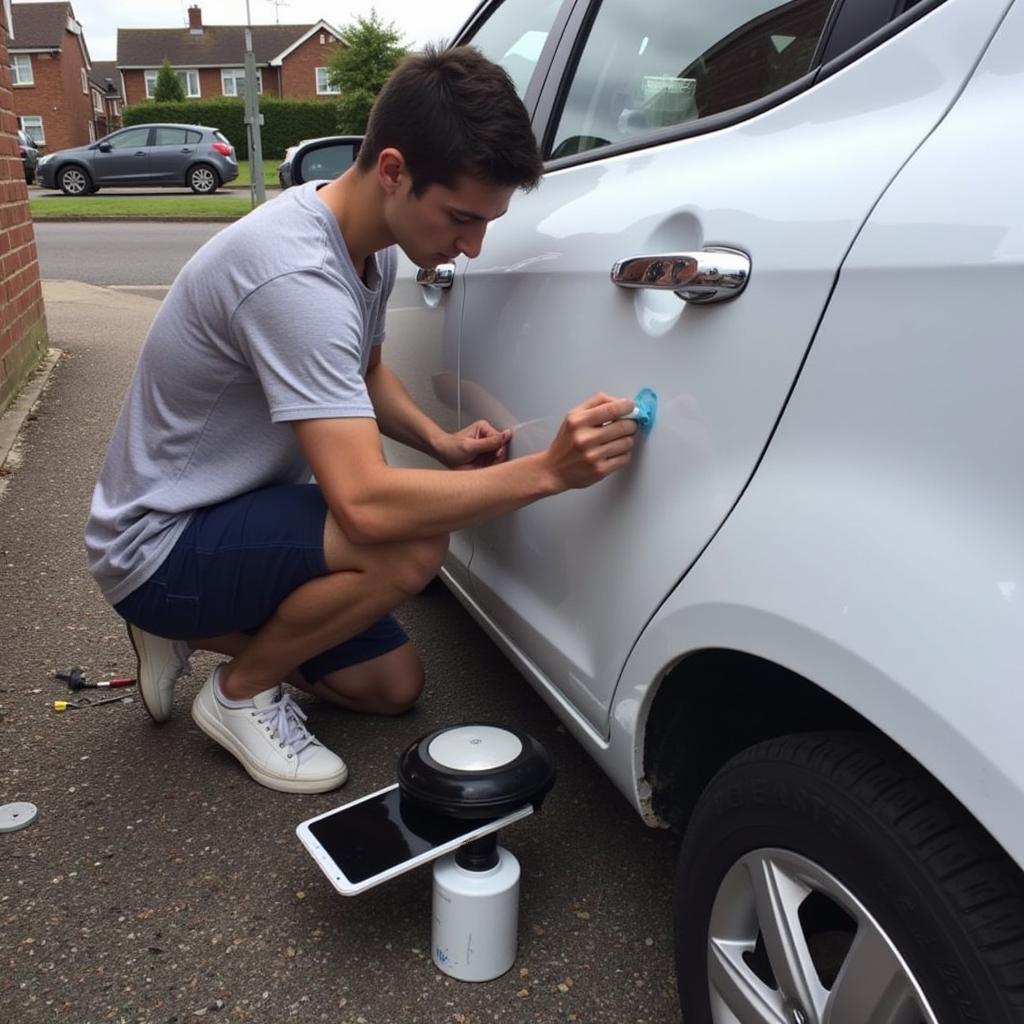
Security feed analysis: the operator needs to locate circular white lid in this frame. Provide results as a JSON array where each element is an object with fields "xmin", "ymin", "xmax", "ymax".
[
  {"xmin": 0, "ymin": 802, "xmax": 37, "ymax": 833},
  {"xmin": 427, "ymin": 726, "xmax": 523, "ymax": 771}
]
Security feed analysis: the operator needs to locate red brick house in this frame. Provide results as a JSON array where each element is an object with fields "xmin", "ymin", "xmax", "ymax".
[
  {"xmin": 117, "ymin": 5, "xmax": 346, "ymax": 106},
  {"xmin": 1, "ymin": 0, "xmax": 48, "ymax": 418},
  {"xmin": 88, "ymin": 59, "xmax": 122, "ymax": 139},
  {"xmin": 8, "ymin": 0, "xmax": 94, "ymax": 153}
]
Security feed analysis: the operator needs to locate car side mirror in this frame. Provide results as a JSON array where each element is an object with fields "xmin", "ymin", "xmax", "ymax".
[
  {"xmin": 292, "ymin": 138, "xmax": 362, "ymax": 186},
  {"xmin": 97, "ymin": 142, "xmax": 112, "ymax": 153}
]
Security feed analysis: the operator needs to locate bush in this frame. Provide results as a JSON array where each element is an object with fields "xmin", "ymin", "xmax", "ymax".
[{"xmin": 122, "ymin": 97, "xmax": 344, "ymax": 159}]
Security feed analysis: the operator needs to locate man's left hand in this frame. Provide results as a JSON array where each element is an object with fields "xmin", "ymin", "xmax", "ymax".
[{"xmin": 438, "ymin": 420, "xmax": 512, "ymax": 469}]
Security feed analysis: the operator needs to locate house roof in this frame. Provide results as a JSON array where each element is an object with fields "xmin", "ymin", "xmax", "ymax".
[
  {"xmin": 89, "ymin": 60, "xmax": 123, "ymax": 98},
  {"xmin": 10, "ymin": 0, "xmax": 74, "ymax": 50},
  {"xmin": 116, "ymin": 21, "xmax": 343, "ymax": 69}
]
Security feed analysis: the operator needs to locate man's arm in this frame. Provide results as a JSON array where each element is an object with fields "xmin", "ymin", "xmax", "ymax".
[
  {"xmin": 364, "ymin": 345, "xmax": 510, "ymax": 468},
  {"xmin": 292, "ymin": 393, "xmax": 637, "ymax": 544}
]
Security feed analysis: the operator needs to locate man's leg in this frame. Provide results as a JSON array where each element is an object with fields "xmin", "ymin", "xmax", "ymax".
[
  {"xmin": 198, "ymin": 511, "xmax": 445, "ymax": 701},
  {"xmin": 193, "ymin": 631, "xmax": 425, "ymax": 715}
]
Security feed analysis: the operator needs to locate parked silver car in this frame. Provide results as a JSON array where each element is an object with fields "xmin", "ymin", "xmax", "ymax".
[
  {"xmin": 35, "ymin": 123, "xmax": 238, "ymax": 196},
  {"xmin": 277, "ymin": 134, "xmax": 362, "ymax": 189},
  {"xmin": 17, "ymin": 129, "xmax": 40, "ymax": 184}
]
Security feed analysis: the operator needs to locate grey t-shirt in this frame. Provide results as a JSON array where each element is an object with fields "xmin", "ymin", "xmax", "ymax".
[{"xmin": 85, "ymin": 180, "xmax": 397, "ymax": 606}]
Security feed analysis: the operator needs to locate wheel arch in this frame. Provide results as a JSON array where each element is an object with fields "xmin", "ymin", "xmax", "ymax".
[
  {"xmin": 643, "ymin": 649, "xmax": 873, "ymax": 832},
  {"xmin": 56, "ymin": 161, "xmax": 93, "ymax": 184},
  {"xmin": 186, "ymin": 161, "xmax": 220, "ymax": 186}
]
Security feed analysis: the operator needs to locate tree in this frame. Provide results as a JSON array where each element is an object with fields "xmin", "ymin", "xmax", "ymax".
[
  {"xmin": 327, "ymin": 9, "xmax": 408, "ymax": 134},
  {"xmin": 154, "ymin": 58, "xmax": 186, "ymax": 102}
]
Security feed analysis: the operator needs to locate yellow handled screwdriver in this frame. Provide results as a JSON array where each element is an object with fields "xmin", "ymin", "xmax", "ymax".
[{"xmin": 53, "ymin": 694, "xmax": 132, "ymax": 712}]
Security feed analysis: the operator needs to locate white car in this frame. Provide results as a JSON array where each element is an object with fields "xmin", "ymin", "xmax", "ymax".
[{"xmin": 318, "ymin": 0, "xmax": 1024, "ymax": 1019}]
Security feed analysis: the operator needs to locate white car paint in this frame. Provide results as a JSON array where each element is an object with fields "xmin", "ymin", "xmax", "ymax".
[{"xmin": 382, "ymin": 0, "xmax": 1023, "ymax": 875}]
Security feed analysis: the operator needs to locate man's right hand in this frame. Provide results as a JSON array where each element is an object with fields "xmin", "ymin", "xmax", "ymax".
[{"xmin": 542, "ymin": 393, "xmax": 638, "ymax": 491}]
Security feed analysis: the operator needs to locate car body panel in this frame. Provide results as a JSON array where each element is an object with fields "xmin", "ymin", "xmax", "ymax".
[
  {"xmin": 380, "ymin": 0, "xmax": 1011, "ymax": 736},
  {"xmin": 607, "ymin": 0, "xmax": 1024, "ymax": 864}
]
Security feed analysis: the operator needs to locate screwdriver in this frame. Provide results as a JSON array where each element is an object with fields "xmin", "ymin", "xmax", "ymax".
[
  {"xmin": 55, "ymin": 668, "xmax": 136, "ymax": 691},
  {"xmin": 53, "ymin": 694, "xmax": 132, "ymax": 712}
]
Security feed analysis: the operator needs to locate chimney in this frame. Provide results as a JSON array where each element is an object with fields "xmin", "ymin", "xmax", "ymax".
[{"xmin": 188, "ymin": 6, "xmax": 202, "ymax": 34}]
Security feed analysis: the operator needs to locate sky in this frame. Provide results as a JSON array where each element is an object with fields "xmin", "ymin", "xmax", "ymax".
[{"xmin": 48, "ymin": 0, "xmax": 484, "ymax": 62}]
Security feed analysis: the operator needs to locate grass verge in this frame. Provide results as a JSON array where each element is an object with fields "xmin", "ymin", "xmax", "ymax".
[
  {"xmin": 30, "ymin": 195, "xmax": 255, "ymax": 220},
  {"xmin": 235, "ymin": 159, "xmax": 279, "ymax": 188}
]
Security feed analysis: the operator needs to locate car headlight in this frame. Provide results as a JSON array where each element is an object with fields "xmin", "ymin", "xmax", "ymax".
[{"xmin": 37, "ymin": 154, "xmax": 52, "ymax": 166}]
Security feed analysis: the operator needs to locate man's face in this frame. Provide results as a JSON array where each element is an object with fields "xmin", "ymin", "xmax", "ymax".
[{"xmin": 386, "ymin": 173, "xmax": 516, "ymax": 270}]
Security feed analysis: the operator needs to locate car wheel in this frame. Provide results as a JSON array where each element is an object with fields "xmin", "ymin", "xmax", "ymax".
[
  {"xmin": 58, "ymin": 166, "xmax": 90, "ymax": 196},
  {"xmin": 674, "ymin": 731, "xmax": 1024, "ymax": 1024},
  {"xmin": 25, "ymin": 169, "xmax": 34, "ymax": 185},
  {"xmin": 188, "ymin": 164, "xmax": 219, "ymax": 194}
]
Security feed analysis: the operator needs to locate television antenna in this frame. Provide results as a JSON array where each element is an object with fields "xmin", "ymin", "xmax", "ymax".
[{"xmin": 264, "ymin": 0, "xmax": 290, "ymax": 24}]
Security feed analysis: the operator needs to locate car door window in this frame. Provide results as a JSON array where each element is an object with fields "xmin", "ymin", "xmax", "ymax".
[
  {"xmin": 153, "ymin": 127, "xmax": 190, "ymax": 146},
  {"xmin": 549, "ymin": 0, "xmax": 835, "ymax": 159},
  {"xmin": 464, "ymin": 0, "xmax": 566, "ymax": 100},
  {"xmin": 107, "ymin": 127, "xmax": 151, "ymax": 150}
]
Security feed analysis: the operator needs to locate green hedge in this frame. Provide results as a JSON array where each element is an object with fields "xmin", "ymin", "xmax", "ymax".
[{"xmin": 123, "ymin": 97, "xmax": 343, "ymax": 159}]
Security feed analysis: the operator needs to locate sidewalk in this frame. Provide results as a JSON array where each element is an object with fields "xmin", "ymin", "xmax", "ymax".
[{"xmin": 0, "ymin": 284, "xmax": 681, "ymax": 1024}]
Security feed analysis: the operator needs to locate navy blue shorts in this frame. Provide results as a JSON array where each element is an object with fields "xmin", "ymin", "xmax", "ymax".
[{"xmin": 114, "ymin": 484, "xmax": 408, "ymax": 684}]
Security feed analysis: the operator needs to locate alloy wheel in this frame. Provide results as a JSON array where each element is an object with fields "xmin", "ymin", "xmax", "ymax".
[
  {"xmin": 706, "ymin": 847, "xmax": 940, "ymax": 1024},
  {"xmin": 190, "ymin": 166, "xmax": 217, "ymax": 193},
  {"xmin": 60, "ymin": 167, "xmax": 88, "ymax": 195}
]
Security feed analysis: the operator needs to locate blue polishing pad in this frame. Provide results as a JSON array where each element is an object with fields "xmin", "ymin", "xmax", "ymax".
[{"xmin": 627, "ymin": 388, "xmax": 657, "ymax": 435}]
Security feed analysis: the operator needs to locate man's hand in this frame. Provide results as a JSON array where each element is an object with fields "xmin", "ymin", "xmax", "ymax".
[
  {"xmin": 437, "ymin": 420, "xmax": 512, "ymax": 470},
  {"xmin": 543, "ymin": 393, "xmax": 637, "ymax": 490}
]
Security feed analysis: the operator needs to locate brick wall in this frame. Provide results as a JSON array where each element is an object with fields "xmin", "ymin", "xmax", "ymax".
[
  {"xmin": 279, "ymin": 32, "xmax": 344, "ymax": 100},
  {"xmin": 0, "ymin": 10, "xmax": 48, "ymax": 416}
]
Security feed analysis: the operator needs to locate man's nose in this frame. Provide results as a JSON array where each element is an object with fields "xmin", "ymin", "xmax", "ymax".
[{"xmin": 456, "ymin": 223, "xmax": 487, "ymax": 259}]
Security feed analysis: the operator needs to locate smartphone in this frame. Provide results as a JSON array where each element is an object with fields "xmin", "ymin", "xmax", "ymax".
[{"xmin": 296, "ymin": 784, "xmax": 534, "ymax": 896}]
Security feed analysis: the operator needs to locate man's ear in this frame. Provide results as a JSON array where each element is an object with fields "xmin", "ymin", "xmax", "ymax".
[{"xmin": 377, "ymin": 147, "xmax": 407, "ymax": 195}]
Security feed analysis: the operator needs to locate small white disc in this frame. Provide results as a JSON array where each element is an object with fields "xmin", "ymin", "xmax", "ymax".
[
  {"xmin": 428, "ymin": 726, "xmax": 523, "ymax": 772},
  {"xmin": 0, "ymin": 802, "xmax": 38, "ymax": 833}
]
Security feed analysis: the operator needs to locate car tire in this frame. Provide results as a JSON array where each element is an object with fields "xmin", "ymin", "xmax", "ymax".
[
  {"xmin": 24, "ymin": 170, "xmax": 34, "ymax": 185},
  {"xmin": 58, "ymin": 165, "xmax": 91, "ymax": 196},
  {"xmin": 674, "ymin": 731, "xmax": 1024, "ymax": 1024},
  {"xmin": 187, "ymin": 164, "xmax": 220, "ymax": 194}
]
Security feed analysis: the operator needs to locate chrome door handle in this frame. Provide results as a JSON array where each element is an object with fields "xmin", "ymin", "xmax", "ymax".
[
  {"xmin": 416, "ymin": 263, "xmax": 455, "ymax": 290},
  {"xmin": 610, "ymin": 246, "xmax": 750, "ymax": 303}
]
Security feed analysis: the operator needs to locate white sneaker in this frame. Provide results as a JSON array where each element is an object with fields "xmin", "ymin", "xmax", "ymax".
[
  {"xmin": 190, "ymin": 666, "xmax": 348, "ymax": 793},
  {"xmin": 127, "ymin": 622, "xmax": 192, "ymax": 723}
]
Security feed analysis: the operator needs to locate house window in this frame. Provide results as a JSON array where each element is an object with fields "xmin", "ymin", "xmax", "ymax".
[
  {"xmin": 10, "ymin": 54, "xmax": 33, "ymax": 86},
  {"xmin": 92, "ymin": 87, "xmax": 103, "ymax": 112},
  {"xmin": 81, "ymin": 67, "xmax": 88, "ymax": 93},
  {"xmin": 144, "ymin": 67, "xmax": 201, "ymax": 98},
  {"xmin": 316, "ymin": 67, "xmax": 340, "ymax": 94},
  {"xmin": 19, "ymin": 115, "xmax": 44, "ymax": 145},
  {"xmin": 221, "ymin": 67, "xmax": 262, "ymax": 96}
]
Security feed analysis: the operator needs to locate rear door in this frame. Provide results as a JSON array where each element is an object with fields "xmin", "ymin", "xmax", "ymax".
[
  {"xmin": 148, "ymin": 126, "xmax": 202, "ymax": 183},
  {"xmin": 454, "ymin": 0, "xmax": 1012, "ymax": 732},
  {"xmin": 90, "ymin": 126, "xmax": 153, "ymax": 185}
]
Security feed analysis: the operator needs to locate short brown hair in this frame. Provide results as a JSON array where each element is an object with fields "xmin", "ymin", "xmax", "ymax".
[{"xmin": 358, "ymin": 45, "xmax": 543, "ymax": 195}]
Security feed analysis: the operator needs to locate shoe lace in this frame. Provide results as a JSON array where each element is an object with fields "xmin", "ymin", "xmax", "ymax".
[{"xmin": 253, "ymin": 692, "xmax": 316, "ymax": 757}]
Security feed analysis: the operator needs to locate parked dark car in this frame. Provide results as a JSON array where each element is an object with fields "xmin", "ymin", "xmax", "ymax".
[
  {"xmin": 17, "ymin": 129, "xmax": 40, "ymax": 184},
  {"xmin": 277, "ymin": 135, "xmax": 362, "ymax": 189},
  {"xmin": 35, "ymin": 123, "xmax": 238, "ymax": 196}
]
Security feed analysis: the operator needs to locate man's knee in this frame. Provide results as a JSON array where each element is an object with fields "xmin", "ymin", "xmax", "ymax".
[
  {"xmin": 392, "ymin": 534, "xmax": 449, "ymax": 597},
  {"xmin": 378, "ymin": 657, "xmax": 424, "ymax": 714}
]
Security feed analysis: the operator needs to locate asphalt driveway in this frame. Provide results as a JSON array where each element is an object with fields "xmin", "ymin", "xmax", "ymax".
[{"xmin": 0, "ymin": 282, "xmax": 682, "ymax": 1024}]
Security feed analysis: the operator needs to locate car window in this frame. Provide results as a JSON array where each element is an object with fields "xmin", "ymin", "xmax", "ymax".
[
  {"xmin": 464, "ymin": 0, "xmax": 565, "ymax": 100},
  {"xmin": 153, "ymin": 127, "xmax": 191, "ymax": 146},
  {"xmin": 106, "ymin": 127, "xmax": 152, "ymax": 150},
  {"xmin": 549, "ymin": 0, "xmax": 835, "ymax": 159}
]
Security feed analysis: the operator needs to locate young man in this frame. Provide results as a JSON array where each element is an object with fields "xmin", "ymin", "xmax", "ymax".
[{"xmin": 85, "ymin": 46, "xmax": 637, "ymax": 794}]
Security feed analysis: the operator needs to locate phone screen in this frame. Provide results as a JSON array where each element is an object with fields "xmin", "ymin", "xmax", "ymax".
[{"xmin": 307, "ymin": 787, "xmax": 502, "ymax": 884}]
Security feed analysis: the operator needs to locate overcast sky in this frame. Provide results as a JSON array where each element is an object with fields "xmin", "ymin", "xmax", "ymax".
[{"xmin": 50, "ymin": 0, "xmax": 483, "ymax": 61}]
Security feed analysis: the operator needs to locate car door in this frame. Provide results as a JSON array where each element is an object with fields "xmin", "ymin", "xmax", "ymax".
[
  {"xmin": 452, "ymin": 0, "xmax": 1011, "ymax": 733},
  {"xmin": 148, "ymin": 126, "xmax": 201, "ymax": 184},
  {"xmin": 90, "ymin": 126, "xmax": 153, "ymax": 185},
  {"xmin": 380, "ymin": 0, "xmax": 574, "ymax": 592}
]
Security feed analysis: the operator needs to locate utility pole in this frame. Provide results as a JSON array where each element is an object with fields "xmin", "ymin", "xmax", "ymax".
[{"xmin": 243, "ymin": 0, "xmax": 266, "ymax": 206}]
